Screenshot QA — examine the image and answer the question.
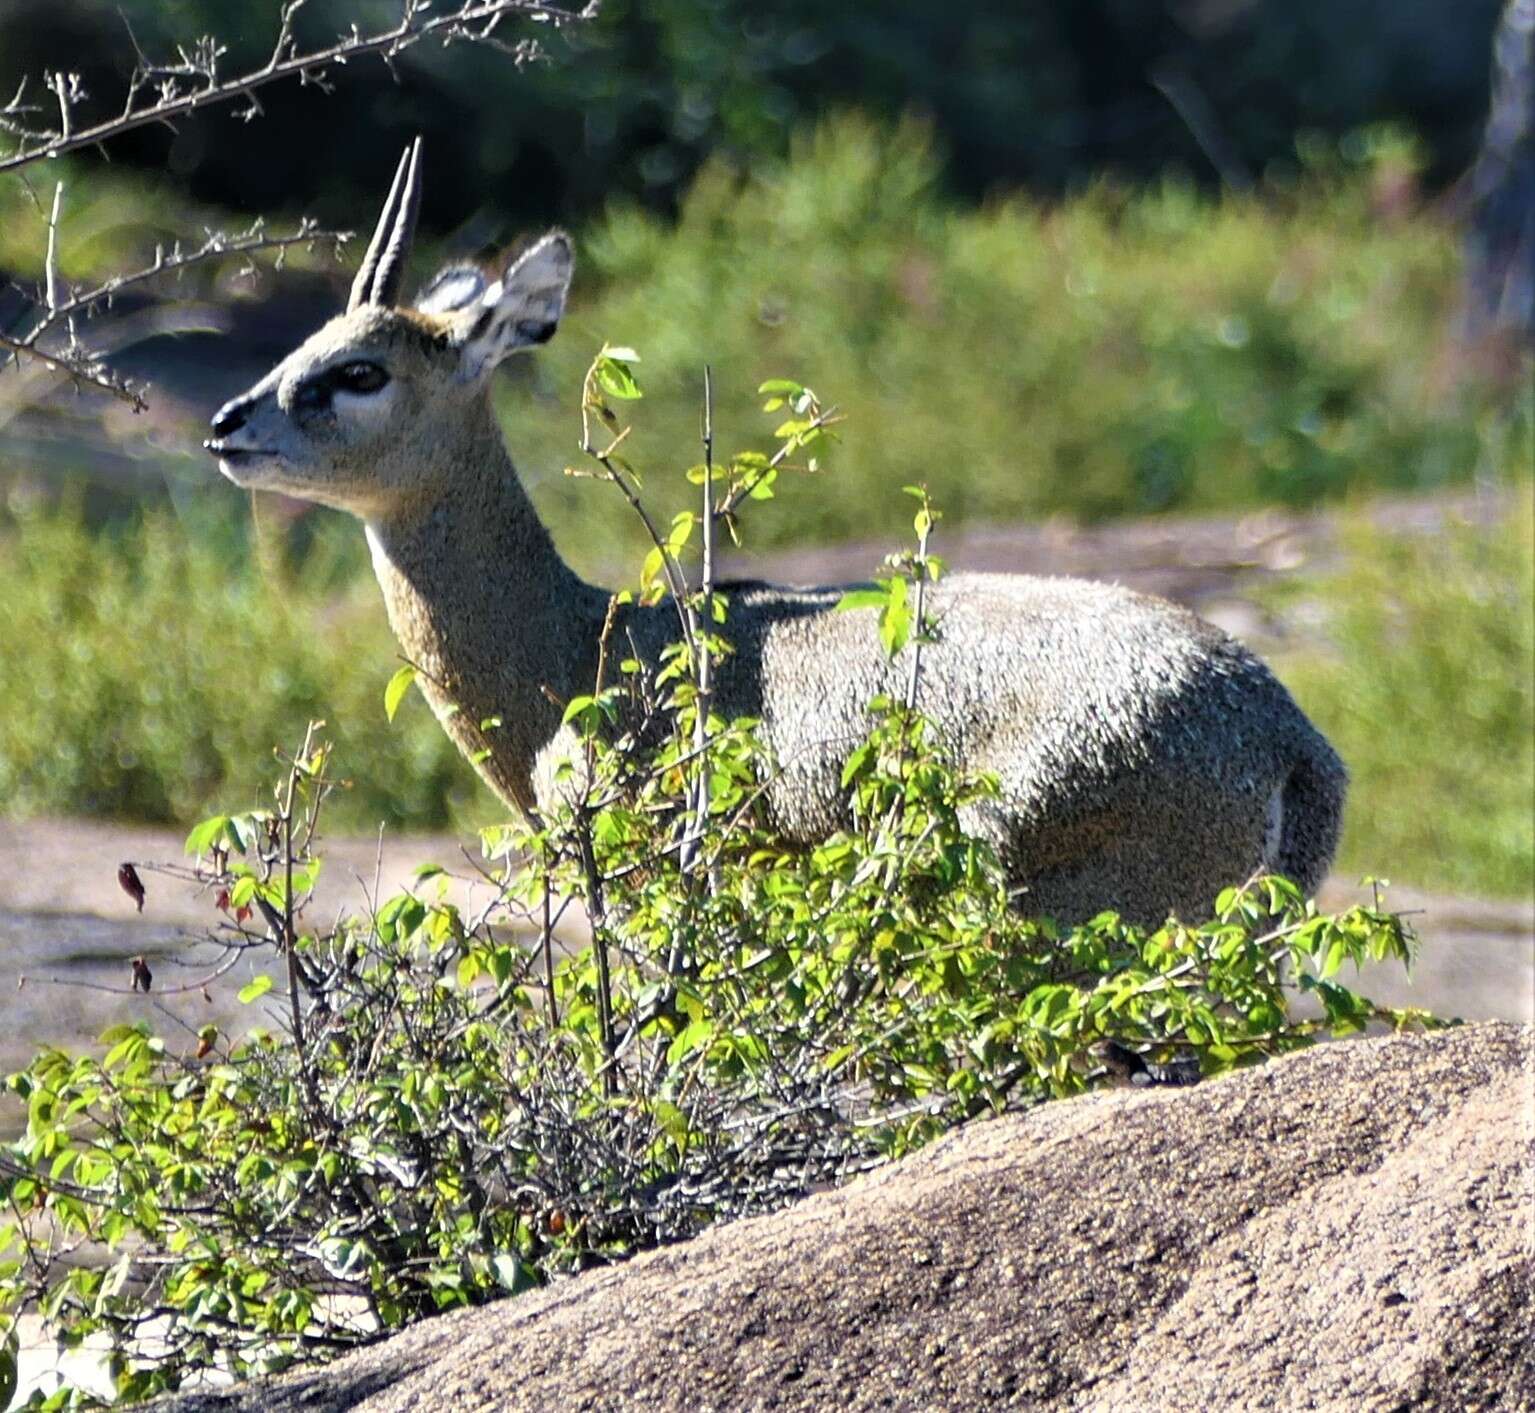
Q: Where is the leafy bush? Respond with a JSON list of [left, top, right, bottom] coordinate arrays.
[[0, 725, 1425, 1404], [1273, 490, 1535, 898], [0, 360, 1430, 1405]]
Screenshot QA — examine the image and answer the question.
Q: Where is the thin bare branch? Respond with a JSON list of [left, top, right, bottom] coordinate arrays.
[[0, 328, 145, 409], [2, 220, 347, 411], [20, 218, 349, 346], [0, 0, 595, 175]]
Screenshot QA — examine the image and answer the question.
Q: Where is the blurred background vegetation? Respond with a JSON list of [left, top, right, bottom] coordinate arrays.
[[0, 0, 1530, 901], [0, 0, 1511, 218]]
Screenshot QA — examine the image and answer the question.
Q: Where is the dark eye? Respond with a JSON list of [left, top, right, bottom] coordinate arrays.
[[330, 361, 389, 395]]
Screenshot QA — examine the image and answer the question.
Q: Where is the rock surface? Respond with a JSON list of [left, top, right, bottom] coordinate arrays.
[[155, 1023, 1533, 1412]]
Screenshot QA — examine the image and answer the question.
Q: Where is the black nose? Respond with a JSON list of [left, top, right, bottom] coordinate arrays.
[[209, 397, 249, 438]]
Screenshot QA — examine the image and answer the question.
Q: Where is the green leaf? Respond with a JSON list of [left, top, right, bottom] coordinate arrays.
[[384, 665, 418, 723], [184, 815, 230, 856], [840, 742, 874, 787], [834, 587, 887, 613], [595, 358, 642, 400], [377, 894, 427, 941], [667, 1018, 713, 1065], [237, 975, 273, 1005], [491, 1252, 536, 1293], [639, 546, 666, 593], [823, 1042, 856, 1073], [654, 1100, 692, 1147], [603, 346, 640, 364], [878, 577, 912, 657], [667, 511, 696, 552]]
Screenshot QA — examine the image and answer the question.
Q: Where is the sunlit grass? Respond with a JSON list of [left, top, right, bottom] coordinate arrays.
[[0, 500, 491, 831], [1274, 489, 1534, 899], [507, 117, 1522, 578], [7, 118, 1522, 579]]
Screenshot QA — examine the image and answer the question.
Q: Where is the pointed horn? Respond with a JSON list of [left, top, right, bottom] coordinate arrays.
[[347, 141, 416, 312], [366, 136, 423, 309]]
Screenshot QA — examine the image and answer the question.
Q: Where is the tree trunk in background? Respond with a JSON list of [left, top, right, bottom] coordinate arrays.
[[1465, 0, 1534, 343]]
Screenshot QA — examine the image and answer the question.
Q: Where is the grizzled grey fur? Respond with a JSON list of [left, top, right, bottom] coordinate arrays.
[[206, 157, 1345, 927]]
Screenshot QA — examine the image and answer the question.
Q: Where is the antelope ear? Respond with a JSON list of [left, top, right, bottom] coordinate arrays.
[[455, 232, 572, 380]]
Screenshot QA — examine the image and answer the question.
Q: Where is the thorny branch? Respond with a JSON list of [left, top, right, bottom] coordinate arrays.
[[1, 213, 352, 410], [0, 1, 594, 173]]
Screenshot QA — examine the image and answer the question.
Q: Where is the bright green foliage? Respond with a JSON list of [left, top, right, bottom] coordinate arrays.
[[0, 504, 483, 829], [0, 706, 1428, 1402], [1275, 492, 1535, 898]]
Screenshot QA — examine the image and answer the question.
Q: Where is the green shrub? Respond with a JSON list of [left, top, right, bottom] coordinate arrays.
[[0, 713, 1424, 1403], [1274, 491, 1535, 898]]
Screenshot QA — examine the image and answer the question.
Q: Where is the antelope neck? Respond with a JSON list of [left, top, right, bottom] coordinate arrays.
[[363, 435, 609, 760]]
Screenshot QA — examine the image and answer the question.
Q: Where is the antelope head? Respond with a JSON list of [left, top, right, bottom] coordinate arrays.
[[205, 138, 572, 518]]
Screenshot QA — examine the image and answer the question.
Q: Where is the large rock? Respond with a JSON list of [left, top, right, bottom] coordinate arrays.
[[160, 1024, 1532, 1412]]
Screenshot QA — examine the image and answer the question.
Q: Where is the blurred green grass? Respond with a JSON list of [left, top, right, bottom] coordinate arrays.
[[511, 118, 1519, 577], [0, 502, 490, 832], [6, 119, 1523, 573], [1273, 491, 1534, 900]]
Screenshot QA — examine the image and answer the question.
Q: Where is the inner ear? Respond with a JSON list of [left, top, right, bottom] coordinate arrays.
[[416, 263, 489, 316], [469, 309, 558, 346]]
